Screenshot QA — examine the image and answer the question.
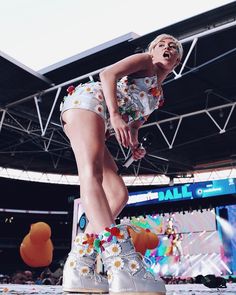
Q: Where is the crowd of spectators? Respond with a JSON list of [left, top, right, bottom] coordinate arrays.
[[0, 267, 63, 285], [1, 269, 235, 288]]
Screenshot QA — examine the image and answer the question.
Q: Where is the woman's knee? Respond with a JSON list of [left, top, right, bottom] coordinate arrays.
[[109, 184, 129, 208], [79, 163, 104, 184], [118, 186, 129, 206]]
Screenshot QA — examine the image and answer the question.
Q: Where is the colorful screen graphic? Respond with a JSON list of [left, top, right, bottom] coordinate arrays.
[[120, 209, 228, 277], [128, 178, 236, 206]]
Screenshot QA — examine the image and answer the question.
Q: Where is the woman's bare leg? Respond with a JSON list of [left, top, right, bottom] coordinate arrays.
[[86, 146, 128, 233], [62, 109, 115, 233]]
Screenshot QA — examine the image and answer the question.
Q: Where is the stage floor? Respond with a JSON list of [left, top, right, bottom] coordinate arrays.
[[0, 284, 236, 295]]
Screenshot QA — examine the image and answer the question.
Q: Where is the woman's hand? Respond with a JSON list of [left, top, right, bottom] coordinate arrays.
[[130, 127, 146, 161], [131, 143, 146, 161], [110, 113, 132, 148]]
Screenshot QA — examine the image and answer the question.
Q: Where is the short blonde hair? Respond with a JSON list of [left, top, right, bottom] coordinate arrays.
[[148, 34, 183, 60]]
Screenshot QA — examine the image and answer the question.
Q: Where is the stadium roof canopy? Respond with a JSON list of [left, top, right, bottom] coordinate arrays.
[[1, 2, 236, 179]]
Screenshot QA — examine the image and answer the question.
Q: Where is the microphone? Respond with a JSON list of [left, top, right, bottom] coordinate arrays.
[[122, 133, 152, 168], [122, 143, 143, 168]]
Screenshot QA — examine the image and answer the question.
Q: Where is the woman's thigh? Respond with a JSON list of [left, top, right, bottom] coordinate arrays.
[[62, 109, 105, 174]]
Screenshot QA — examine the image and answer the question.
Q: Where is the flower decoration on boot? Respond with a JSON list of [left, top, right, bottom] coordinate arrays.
[[81, 233, 96, 255], [104, 225, 124, 243], [93, 238, 105, 253], [93, 225, 129, 253]]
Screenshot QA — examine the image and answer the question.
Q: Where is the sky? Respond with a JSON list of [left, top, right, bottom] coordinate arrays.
[[0, 0, 234, 71]]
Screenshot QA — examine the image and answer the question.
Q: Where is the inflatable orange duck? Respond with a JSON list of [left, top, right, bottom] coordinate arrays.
[[127, 226, 159, 255], [20, 222, 53, 267]]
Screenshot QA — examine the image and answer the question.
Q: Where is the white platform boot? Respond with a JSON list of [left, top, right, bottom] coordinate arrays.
[[94, 224, 166, 295], [63, 233, 108, 293]]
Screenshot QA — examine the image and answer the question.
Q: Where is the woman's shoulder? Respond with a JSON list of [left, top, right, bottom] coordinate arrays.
[[125, 52, 153, 78], [124, 52, 152, 65], [132, 52, 152, 62]]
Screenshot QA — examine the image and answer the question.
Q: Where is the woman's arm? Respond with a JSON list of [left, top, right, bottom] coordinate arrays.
[[99, 53, 151, 115], [128, 115, 149, 160], [129, 115, 149, 131], [99, 53, 151, 148]]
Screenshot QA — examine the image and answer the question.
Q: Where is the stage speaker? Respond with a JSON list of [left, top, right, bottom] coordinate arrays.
[[203, 275, 227, 288], [219, 207, 228, 220]]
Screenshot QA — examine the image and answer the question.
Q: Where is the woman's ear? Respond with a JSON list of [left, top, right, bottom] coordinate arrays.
[[173, 58, 180, 69]]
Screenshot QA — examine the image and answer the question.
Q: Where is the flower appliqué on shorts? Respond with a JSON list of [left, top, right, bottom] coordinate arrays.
[[85, 86, 91, 92], [73, 100, 80, 105], [67, 85, 75, 95], [95, 104, 104, 114], [95, 91, 104, 102]]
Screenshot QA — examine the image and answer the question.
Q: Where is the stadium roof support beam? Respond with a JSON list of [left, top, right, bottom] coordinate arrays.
[[1, 19, 236, 177], [142, 101, 236, 150], [180, 19, 236, 44], [0, 109, 6, 132], [5, 19, 236, 109], [34, 87, 62, 136]]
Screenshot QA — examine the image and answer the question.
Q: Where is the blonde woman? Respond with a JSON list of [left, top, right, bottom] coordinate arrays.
[[61, 34, 183, 295]]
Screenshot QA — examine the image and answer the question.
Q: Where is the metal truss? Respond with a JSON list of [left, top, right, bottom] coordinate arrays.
[[1, 20, 236, 176], [143, 101, 236, 149]]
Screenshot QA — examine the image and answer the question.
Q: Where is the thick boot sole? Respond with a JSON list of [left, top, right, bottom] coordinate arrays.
[[110, 292, 166, 295], [63, 287, 108, 294]]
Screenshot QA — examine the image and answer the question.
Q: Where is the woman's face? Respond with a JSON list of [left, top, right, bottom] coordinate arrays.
[[152, 38, 180, 71]]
